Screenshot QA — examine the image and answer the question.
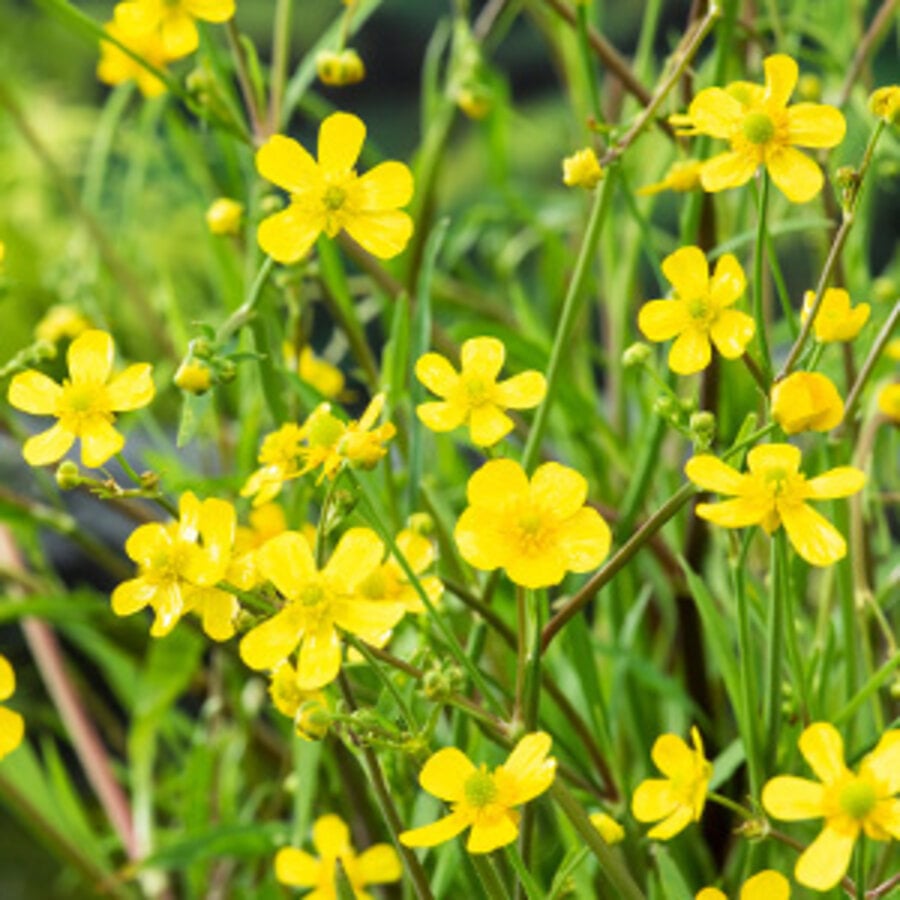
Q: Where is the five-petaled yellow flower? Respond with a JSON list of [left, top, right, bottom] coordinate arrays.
[[276, 814, 401, 898], [400, 732, 557, 854], [416, 337, 547, 447], [637, 246, 754, 375], [256, 112, 414, 262], [631, 726, 712, 839], [685, 443, 866, 567], [239, 529, 407, 689], [0, 654, 25, 761], [770, 371, 843, 434], [762, 722, 900, 891], [801, 287, 870, 342], [114, 0, 234, 60], [680, 54, 845, 203], [8, 329, 155, 468], [455, 458, 611, 589], [696, 870, 790, 900]]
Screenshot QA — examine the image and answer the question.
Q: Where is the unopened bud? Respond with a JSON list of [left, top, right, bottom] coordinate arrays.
[[174, 359, 213, 395], [622, 342, 651, 368], [56, 460, 82, 490], [689, 411, 716, 450]]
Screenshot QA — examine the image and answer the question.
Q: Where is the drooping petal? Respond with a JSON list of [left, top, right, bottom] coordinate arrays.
[[787, 103, 846, 148], [687, 88, 744, 138], [494, 371, 546, 409], [274, 847, 319, 887], [557, 508, 611, 572], [631, 778, 679, 823], [343, 210, 414, 260], [296, 623, 342, 689], [0, 655, 15, 701], [465, 458, 529, 508], [239, 606, 303, 671], [804, 467, 866, 500], [794, 824, 857, 892], [461, 336, 506, 382], [8, 370, 62, 415], [356, 844, 402, 885], [256, 532, 318, 600], [415, 353, 459, 398], [326, 528, 384, 589], [106, 364, 155, 411], [762, 775, 827, 819], [454, 509, 508, 573], [466, 812, 519, 853], [668, 329, 712, 375], [780, 501, 847, 566], [354, 161, 414, 210], [68, 330, 113, 385], [710, 309, 756, 359], [700, 151, 758, 193], [22, 424, 75, 467], [111, 578, 157, 617], [695, 497, 769, 528], [710, 253, 747, 307], [763, 54, 798, 109], [80, 419, 125, 468], [741, 870, 791, 900], [798, 721, 848, 784], [318, 112, 366, 173], [312, 814, 351, 857], [766, 147, 823, 204], [416, 401, 467, 433], [419, 747, 474, 801], [662, 246, 709, 300], [498, 732, 557, 805], [257, 207, 323, 263], [638, 299, 688, 342], [468, 405, 514, 446], [399, 811, 471, 848], [0, 706, 25, 759], [684, 455, 746, 495], [746, 444, 802, 477]]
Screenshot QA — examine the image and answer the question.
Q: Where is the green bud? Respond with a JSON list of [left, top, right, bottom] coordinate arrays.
[[689, 411, 716, 450], [55, 460, 82, 490], [622, 342, 651, 368]]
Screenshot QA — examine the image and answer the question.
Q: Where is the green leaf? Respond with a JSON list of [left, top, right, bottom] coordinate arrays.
[[139, 822, 283, 870]]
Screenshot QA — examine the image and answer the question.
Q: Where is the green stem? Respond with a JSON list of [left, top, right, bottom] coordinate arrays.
[[224, 20, 265, 141], [344, 634, 418, 730], [833, 650, 900, 725], [752, 172, 772, 379], [856, 836, 867, 900], [470, 855, 513, 900], [763, 536, 784, 770], [777, 531, 810, 723], [842, 300, 900, 427], [708, 791, 752, 821], [505, 843, 545, 900], [268, 0, 293, 133], [215, 256, 276, 345]]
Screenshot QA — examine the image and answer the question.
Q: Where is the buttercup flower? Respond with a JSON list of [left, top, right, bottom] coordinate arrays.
[[637, 246, 754, 375], [256, 112, 414, 262], [205, 197, 244, 235], [416, 337, 546, 446], [239, 529, 407, 689], [0, 654, 25, 761], [241, 424, 306, 506], [680, 54, 845, 202], [590, 812, 625, 845], [801, 288, 870, 342], [685, 443, 866, 566], [97, 20, 170, 97], [112, 492, 248, 640], [8, 329, 155, 468], [869, 85, 900, 125], [114, 0, 234, 60], [696, 870, 790, 900], [357, 528, 443, 614], [455, 458, 611, 588], [276, 814, 401, 897], [762, 722, 900, 891], [562, 148, 604, 188], [399, 732, 557, 853], [34, 306, 91, 344], [878, 384, 900, 422], [637, 159, 704, 196], [770, 371, 843, 434]]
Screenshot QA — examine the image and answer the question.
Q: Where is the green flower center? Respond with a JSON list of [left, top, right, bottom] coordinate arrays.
[[306, 410, 345, 448], [462, 376, 492, 407], [62, 380, 104, 414], [838, 779, 877, 820], [463, 768, 498, 808], [323, 185, 346, 211], [687, 297, 710, 321], [297, 582, 326, 608], [742, 111, 775, 145]]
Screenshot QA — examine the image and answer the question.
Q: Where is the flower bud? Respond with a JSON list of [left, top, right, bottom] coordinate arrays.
[[55, 460, 82, 490], [174, 359, 213, 395], [771, 372, 843, 434], [590, 812, 625, 844], [296, 697, 331, 741], [868, 85, 900, 125], [205, 197, 244, 236], [689, 411, 716, 450], [562, 147, 604, 189], [622, 342, 651, 368]]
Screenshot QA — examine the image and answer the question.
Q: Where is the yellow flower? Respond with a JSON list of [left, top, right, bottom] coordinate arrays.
[[695, 870, 790, 900], [878, 383, 900, 422], [316, 48, 366, 87], [34, 306, 91, 344], [770, 371, 843, 434], [286, 345, 346, 400], [241, 424, 306, 507], [632, 727, 711, 839], [684, 54, 845, 203], [869, 85, 900, 125], [685, 444, 866, 567], [239, 529, 407, 689], [399, 732, 557, 854], [762, 722, 900, 891], [590, 812, 625, 844], [268, 661, 330, 739], [205, 197, 244, 235], [637, 246, 754, 375], [637, 159, 704, 196], [97, 19, 170, 97], [0, 654, 25, 761], [112, 492, 245, 640], [357, 528, 443, 614], [8, 329, 155, 468], [455, 458, 611, 589], [173, 358, 213, 394], [416, 337, 547, 446], [562, 148, 604, 189], [801, 288, 870, 342], [256, 112, 414, 262], [276, 814, 401, 897], [114, 0, 234, 60]]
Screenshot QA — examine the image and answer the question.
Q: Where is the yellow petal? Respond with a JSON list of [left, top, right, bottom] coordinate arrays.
[[466, 458, 528, 508], [312, 813, 351, 856], [741, 870, 790, 900], [0, 706, 25, 759], [557, 508, 611, 572], [461, 336, 505, 382], [23, 423, 75, 467], [746, 444, 802, 478], [199, 498, 236, 569], [114, 1, 158, 35], [794, 824, 857, 892], [68, 330, 113, 385], [632, 778, 679, 823], [256, 135, 318, 192], [494, 371, 546, 409], [416, 401, 467, 433], [356, 844, 402, 885], [354, 161, 414, 209], [343, 210, 414, 259], [696, 889, 727, 900], [762, 775, 827, 819], [638, 299, 687, 342], [804, 466, 865, 499], [193, 587, 238, 641], [700, 151, 757, 193], [296, 622, 342, 689], [326, 528, 384, 589], [419, 747, 474, 801], [651, 733, 695, 779], [798, 721, 848, 783], [256, 532, 318, 599], [80, 419, 125, 468], [468, 405, 514, 446], [415, 352, 458, 397], [662, 246, 709, 300], [710, 309, 755, 359], [106, 364, 155, 411], [239, 607, 303, 671], [466, 812, 519, 853], [864, 730, 900, 795], [763, 54, 798, 108], [771, 372, 844, 434], [668, 329, 712, 375], [400, 811, 471, 848], [780, 501, 847, 566], [498, 732, 556, 805], [185, 0, 234, 23], [274, 847, 319, 887], [766, 147, 822, 204], [687, 88, 744, 138], [124, 522, 170, 566], [318, 112, 366, 173], [0, 655, 15, 701], [787, 103, 846, 148], [684, 455, 745, 495], [505, 552, 568, 589], [395, 530, 434, 574], [257, 208, 323, 263], [8, 370, 62, 415], [695, 497, 768, 528], [710, 253, 746, 307], [332, 599, 405, 644], [111, 578, 156, 617], [148, 583, 184, 637], [454, 508, 508, 573], [160, 10, 198, 58], [648, 804, 694, 840]]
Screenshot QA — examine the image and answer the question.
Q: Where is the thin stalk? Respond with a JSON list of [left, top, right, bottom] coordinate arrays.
[[833, 650, 900, 726], [574, 1, 604, 127], [763, 537, 784, 771], [752, 172, 772, 379], [344, 634, 418, 730], [268, 0, 293, 133], [741, 352, 769, 395], [777, 532, 810, 723], [470, 855, 513, 900], [708, 791, 752, 820], [114, 453, 178, 518], [215, 256, 276, 344], [506, 843, 545, 900], [224, 20, 265, 142], [856, 837, 867, 900], [838, 0, 899, 106], [515, 586, 528, 723]]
